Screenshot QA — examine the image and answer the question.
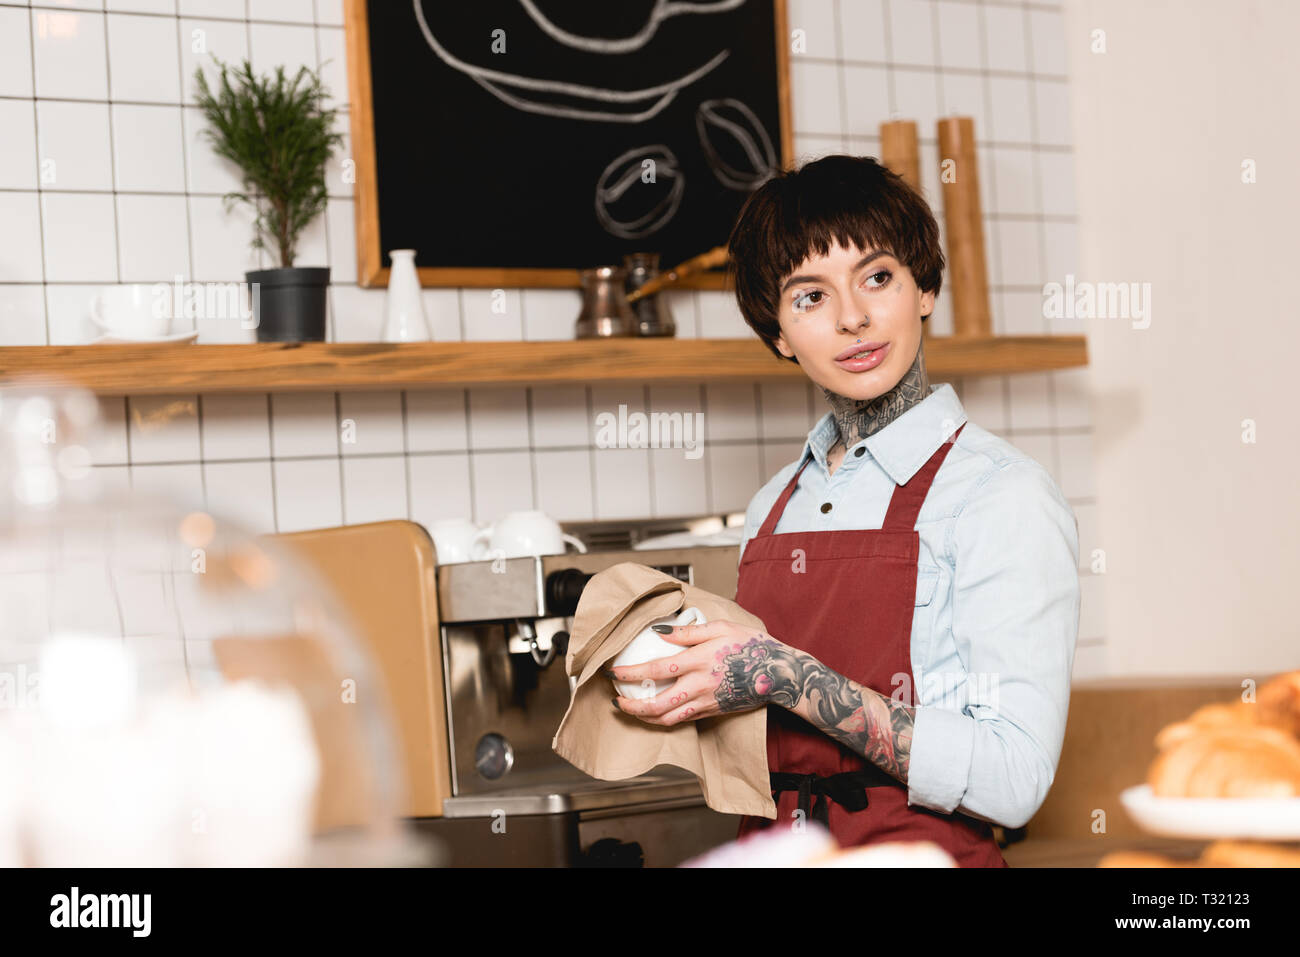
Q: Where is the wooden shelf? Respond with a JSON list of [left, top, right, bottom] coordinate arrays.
[[0, 335, 1087, 395]]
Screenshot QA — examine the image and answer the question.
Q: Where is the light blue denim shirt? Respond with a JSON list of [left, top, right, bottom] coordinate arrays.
[[738, 382, 1080, 830]]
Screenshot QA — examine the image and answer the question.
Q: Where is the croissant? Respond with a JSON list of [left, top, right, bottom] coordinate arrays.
[[1096, 842, 1300, 868], [1096, 850, 1199, 868], [1257, 671, 1300, 741], [1153, 701, 1257, 752], [1200, 840, 1300, 867], [1151, 671, 1300, 753], [1148, 725, 1300, 798]]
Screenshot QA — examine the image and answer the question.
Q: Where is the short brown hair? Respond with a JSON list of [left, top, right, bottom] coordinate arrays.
[[726, 154, 944, 364]]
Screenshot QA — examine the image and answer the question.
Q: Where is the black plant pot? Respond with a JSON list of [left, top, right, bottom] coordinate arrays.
[[246, 267, 330, 342]]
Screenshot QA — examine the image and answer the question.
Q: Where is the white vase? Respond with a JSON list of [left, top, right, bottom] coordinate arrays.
[[381, 249, 430, 341]]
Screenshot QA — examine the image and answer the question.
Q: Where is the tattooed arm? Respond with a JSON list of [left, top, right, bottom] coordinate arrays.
[[608, 622, 912, 782], [714, 634, 913, 783]]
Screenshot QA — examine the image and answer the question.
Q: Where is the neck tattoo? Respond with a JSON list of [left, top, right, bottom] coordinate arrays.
[[822, 342, 930, 453]]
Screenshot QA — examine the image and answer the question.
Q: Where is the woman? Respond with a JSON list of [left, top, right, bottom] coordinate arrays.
[[607, 154, 1080, 867]]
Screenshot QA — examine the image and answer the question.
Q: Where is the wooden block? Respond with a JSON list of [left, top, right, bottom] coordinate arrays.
[[937, 116, 992, 337]]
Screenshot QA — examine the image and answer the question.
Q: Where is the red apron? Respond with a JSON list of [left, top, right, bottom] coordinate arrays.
[[734, 422, 1007, 867]]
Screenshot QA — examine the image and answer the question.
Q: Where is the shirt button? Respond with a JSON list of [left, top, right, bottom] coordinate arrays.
[[854, 447, 865, 457], [820, 502, 832, 513]]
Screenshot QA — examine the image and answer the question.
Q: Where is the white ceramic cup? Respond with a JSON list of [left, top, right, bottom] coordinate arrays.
[[471, 510, 587, 560], [89, 285, 173, 339], [612, 606, 706, 700], [428, 518, 482, 564]]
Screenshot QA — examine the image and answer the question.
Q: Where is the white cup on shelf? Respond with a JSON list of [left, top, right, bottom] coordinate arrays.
[[428, 518, 482, 564], [471, 510, 587, 560], [88, 286, 173, 340]]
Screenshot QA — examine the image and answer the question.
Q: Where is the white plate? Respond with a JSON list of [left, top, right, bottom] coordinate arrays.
[[88, 330, 199, 345], [1120, 784, 1300, 840]]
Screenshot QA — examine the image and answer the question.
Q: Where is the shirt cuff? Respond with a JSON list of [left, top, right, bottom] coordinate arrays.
[[907, 704, 975, 814]]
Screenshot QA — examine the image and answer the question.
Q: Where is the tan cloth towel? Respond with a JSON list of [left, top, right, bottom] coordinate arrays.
[[551, 561, 777, 819]]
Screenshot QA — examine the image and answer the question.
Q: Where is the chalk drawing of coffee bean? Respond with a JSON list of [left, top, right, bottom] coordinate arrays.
[[695, 97, 778, 190], [594, 144, 684, 240]]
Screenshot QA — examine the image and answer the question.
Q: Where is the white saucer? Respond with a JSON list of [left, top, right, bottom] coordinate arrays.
[[1120, 784, 1300, 840], [88, 330, 200, 345], [632, 529, 744, 550]]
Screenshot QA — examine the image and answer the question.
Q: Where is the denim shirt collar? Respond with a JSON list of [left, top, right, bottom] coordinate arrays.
[[798, 383, 968, 486]]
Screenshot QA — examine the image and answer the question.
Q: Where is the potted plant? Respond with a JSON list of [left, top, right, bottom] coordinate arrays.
[[193, 58, 343, 342]]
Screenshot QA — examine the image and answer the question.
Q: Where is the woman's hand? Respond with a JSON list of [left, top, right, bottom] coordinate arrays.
[[605, 620, 791, 726]]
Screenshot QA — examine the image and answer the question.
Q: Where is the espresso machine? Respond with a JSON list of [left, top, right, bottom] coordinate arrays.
[[411, 541, 747, 867]]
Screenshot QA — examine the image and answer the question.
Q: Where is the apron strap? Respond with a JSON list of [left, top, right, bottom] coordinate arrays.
[[770, 768, 892, 827], [754, 454, 813, 538], [882, 421, 966, 531]]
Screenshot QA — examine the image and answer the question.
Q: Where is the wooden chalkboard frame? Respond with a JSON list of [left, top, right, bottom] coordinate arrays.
[[343, 0, 793, 289]]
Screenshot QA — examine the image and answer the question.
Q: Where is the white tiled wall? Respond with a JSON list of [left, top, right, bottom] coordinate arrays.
[[0, 0, 1102, 655]]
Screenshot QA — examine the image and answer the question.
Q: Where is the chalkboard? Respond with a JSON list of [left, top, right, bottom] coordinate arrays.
[[343, 0, 792, 288]]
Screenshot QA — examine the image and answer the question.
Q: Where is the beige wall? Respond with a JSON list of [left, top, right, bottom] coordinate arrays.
[[1065, 0, 1299, 676]]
